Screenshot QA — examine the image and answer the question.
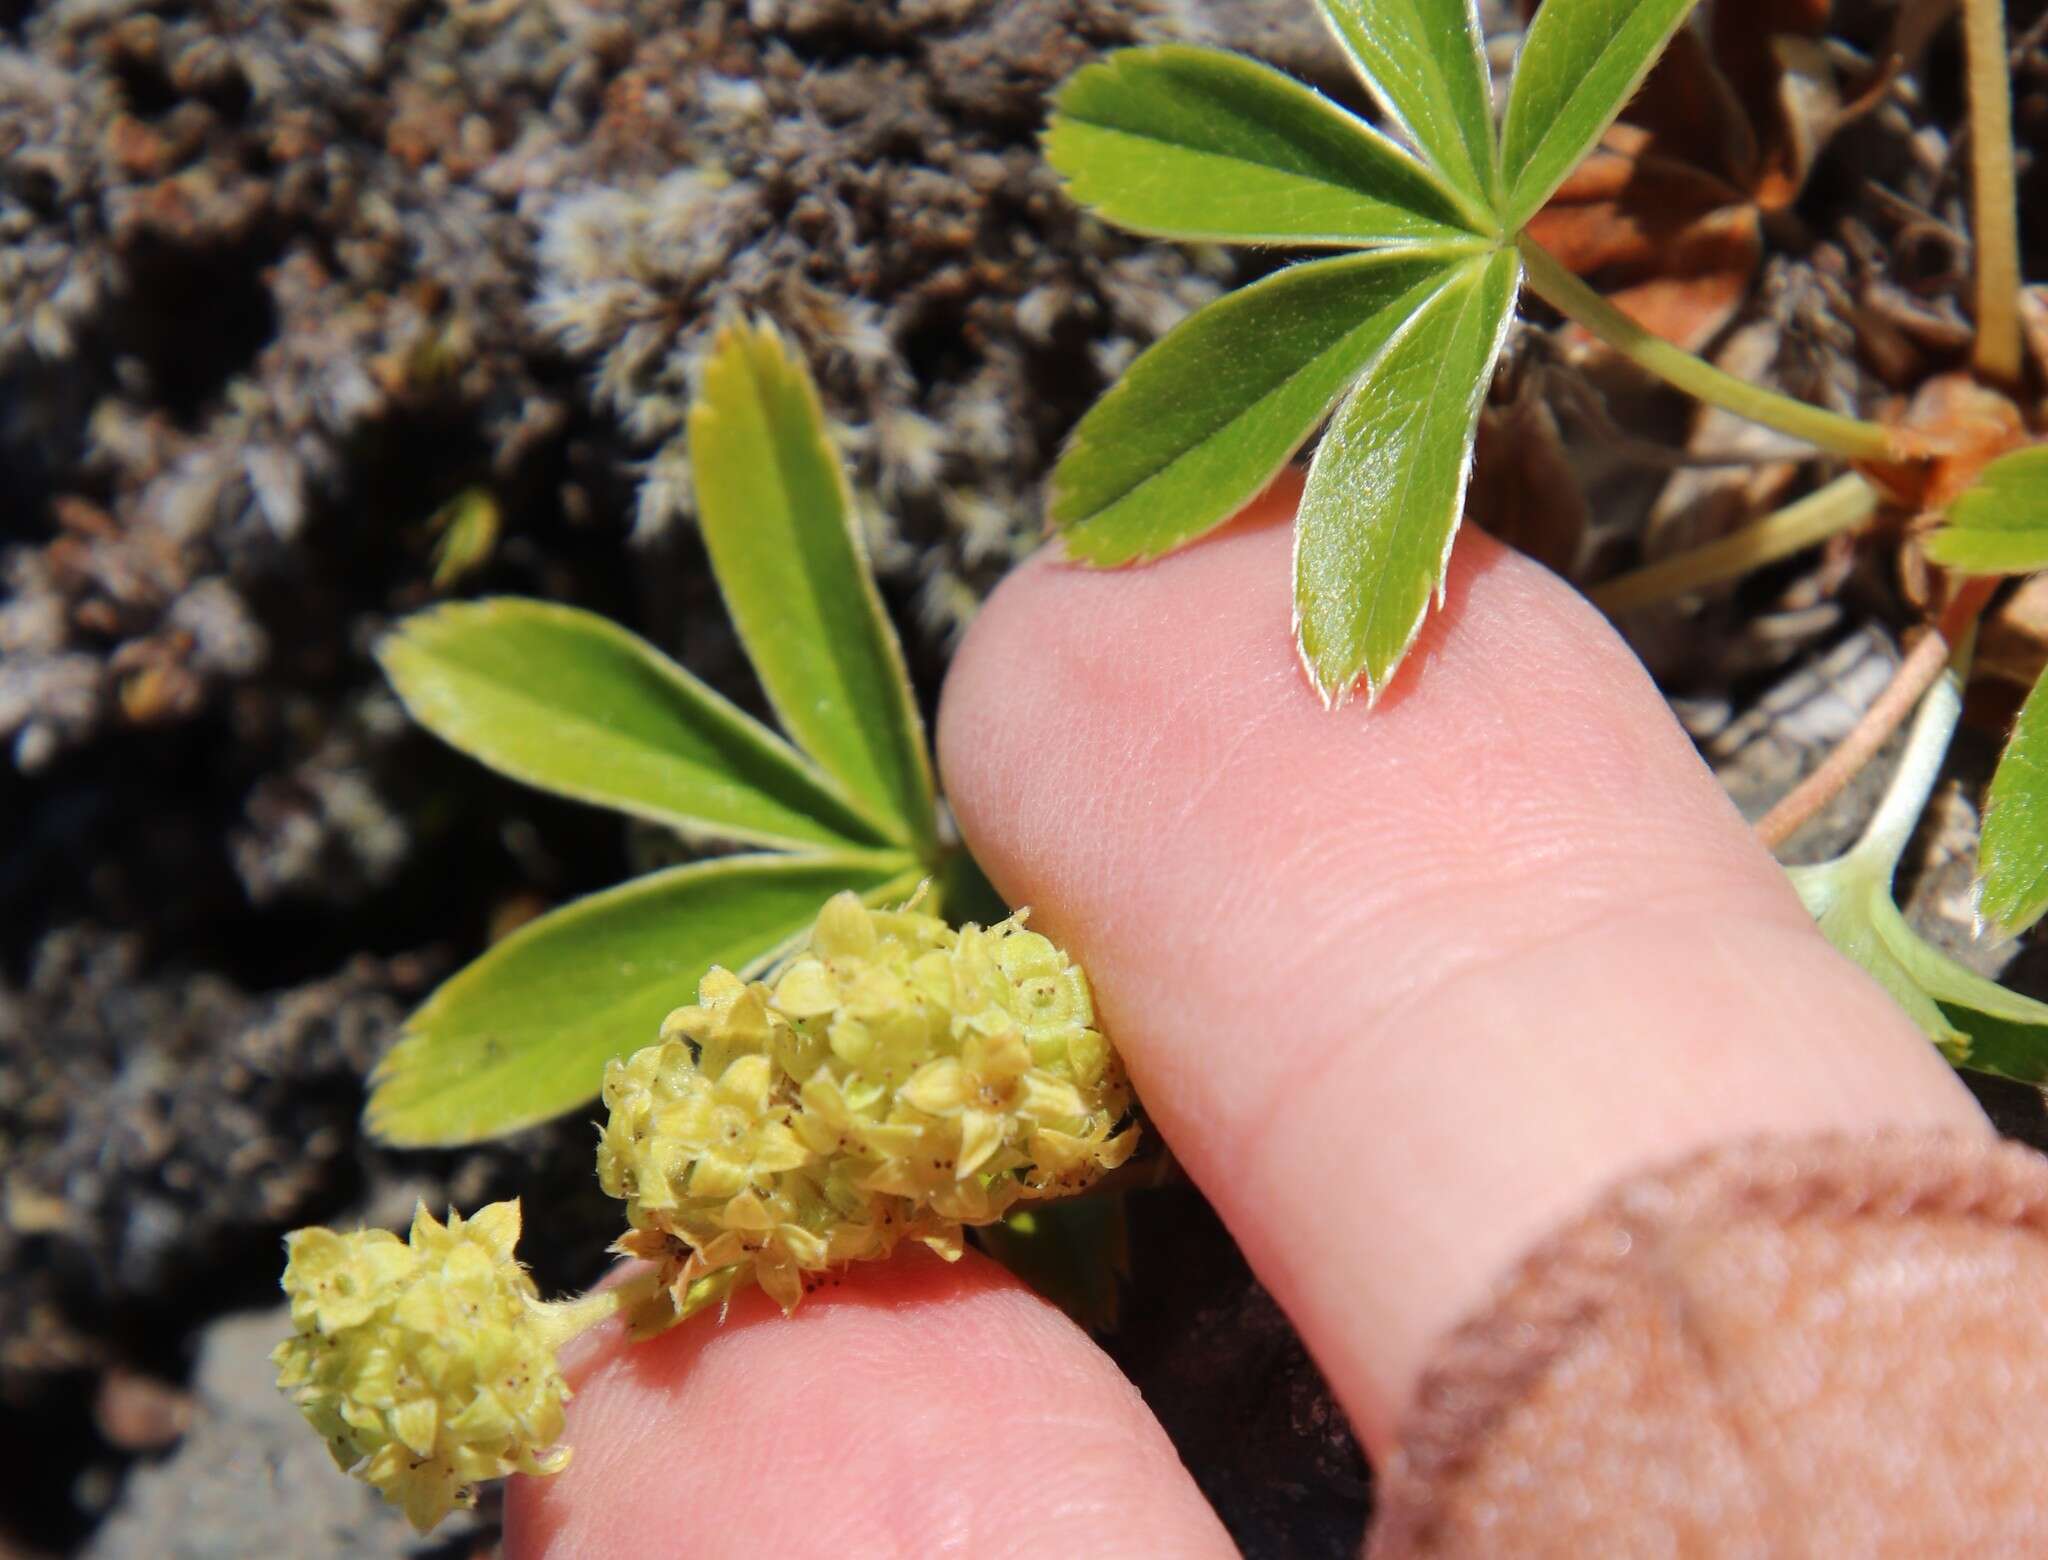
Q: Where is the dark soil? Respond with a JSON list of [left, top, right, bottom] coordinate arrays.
[[4, 0, 2046, 1554]]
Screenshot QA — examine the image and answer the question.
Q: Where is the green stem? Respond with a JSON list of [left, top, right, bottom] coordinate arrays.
[[529, 1267, 665, 1353], [1962, 0, 2023, 384], [1590, 472, 1879, 615], [1516, 236, 1899, 463]]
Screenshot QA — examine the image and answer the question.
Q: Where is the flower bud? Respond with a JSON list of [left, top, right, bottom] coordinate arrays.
[[601, 892, 1137, 1325], [272, 1201, 574, 1532]]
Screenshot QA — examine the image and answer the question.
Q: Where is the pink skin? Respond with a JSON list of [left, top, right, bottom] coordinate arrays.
[[507, 474, 1986, 1555]]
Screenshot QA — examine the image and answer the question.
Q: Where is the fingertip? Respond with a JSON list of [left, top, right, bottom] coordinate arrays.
[[505, 1247, 1231, 1559]]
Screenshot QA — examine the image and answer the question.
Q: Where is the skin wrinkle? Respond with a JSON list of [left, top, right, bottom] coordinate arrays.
[[966, 503, 1802, 1003], [1048, 545, 1739, 926], [1323, 916, 1975, 1435], [998, 597, 1816, 1154], [1218, 902, 1848, 1394], [1229, 890, 1827, 1194]]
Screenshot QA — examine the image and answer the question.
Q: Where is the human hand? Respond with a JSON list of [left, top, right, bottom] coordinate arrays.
[[504, 473, 1984, 1556]]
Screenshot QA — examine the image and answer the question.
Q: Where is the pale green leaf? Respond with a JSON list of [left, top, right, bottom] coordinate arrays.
[[379, 598, 885, 852], [1053, 251, 1466, 565], [1791, 858, 1970, 1057], [1867, 881, 2048, 1026], [1499, 0, 1704, 230], [1791, 852, 2048, 1066], [1980, 664, 2048, 937], [1043, 45, 1489, 247], [1315, 0, 1500, 217], [366, 852, 921, 1145], [1294, 246, 1520, 705], [1921, 445, 2048, 576], [689, 321, 938, 855]]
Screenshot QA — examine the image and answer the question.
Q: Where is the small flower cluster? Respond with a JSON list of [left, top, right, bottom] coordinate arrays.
[[272, 1201, 586, 1533], [598, 892, 1137, 1324], [273, 893, 1136, 1531]]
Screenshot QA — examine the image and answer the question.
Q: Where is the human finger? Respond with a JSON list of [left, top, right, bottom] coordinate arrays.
[[503, 1246, 1234, 1558], [937, 472, 1986, 1455]]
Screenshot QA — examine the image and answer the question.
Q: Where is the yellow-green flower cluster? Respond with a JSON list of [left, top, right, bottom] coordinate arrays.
[[599, 892, 1136, 1323], [272, 1201, 579, 1532]]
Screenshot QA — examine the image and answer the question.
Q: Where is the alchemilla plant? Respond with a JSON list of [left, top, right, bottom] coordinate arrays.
[[1045, 0, 2048, 1078], [273, 1202, 597, 1532], [602, 894, 1133, 1328], [275, 322, 1138, 1530], [281, 893, 1132, 1530], [280, 0, 2048, 1529]]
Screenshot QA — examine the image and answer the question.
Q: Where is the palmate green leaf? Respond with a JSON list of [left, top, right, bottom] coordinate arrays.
[[1294, 246, 1520, 705], [1921, 444, 2048, 576], [1052, 251, 1468, 564], [1314, 0, 1500, 219], [1043, 45, 1488, 247], [1499, 0, 1705, 231], [689, 321, 938, 856], [366, 851, 921, 1145], [379, 599, 886, 852], [1981, 664, 2048, 938]]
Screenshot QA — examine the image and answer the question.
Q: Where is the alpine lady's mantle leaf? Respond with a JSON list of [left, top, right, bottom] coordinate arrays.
[[1981, 663, 2048, 939], [1500, 0, 1707, 230], [1922, 444, 2048, 576], [1052, 251, 1467, 564], [366, 852, 919, 1146], [690, 322, 939, 855], [1294, 247, 1522, 705], [1043, 45, 1486, 249], [1314, 0, 1501, 220], [379, 599, 885, 852]]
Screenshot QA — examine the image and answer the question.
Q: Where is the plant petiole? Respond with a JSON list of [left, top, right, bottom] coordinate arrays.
[[1516, 237, 1903, 465], [1841, 654, 1966, 875], [529, 1266, 667, 1354], [1962, 0, 2024, 385], [1590, 472, 1880, 615]]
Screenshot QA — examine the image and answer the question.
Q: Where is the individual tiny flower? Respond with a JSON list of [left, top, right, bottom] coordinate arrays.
[[600, 890, 1138, 1326], [272, 1201, 596, 1533]]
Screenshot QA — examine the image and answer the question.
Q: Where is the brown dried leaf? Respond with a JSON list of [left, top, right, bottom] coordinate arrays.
[[1524, 0, 1841, 349], [1470, 387, 1590, 575], [1524, 123, 1762, 353], [1866, 371, 2030, 514], [1978, 573, 2048, 692], [1707, 0, 1835, 208]]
